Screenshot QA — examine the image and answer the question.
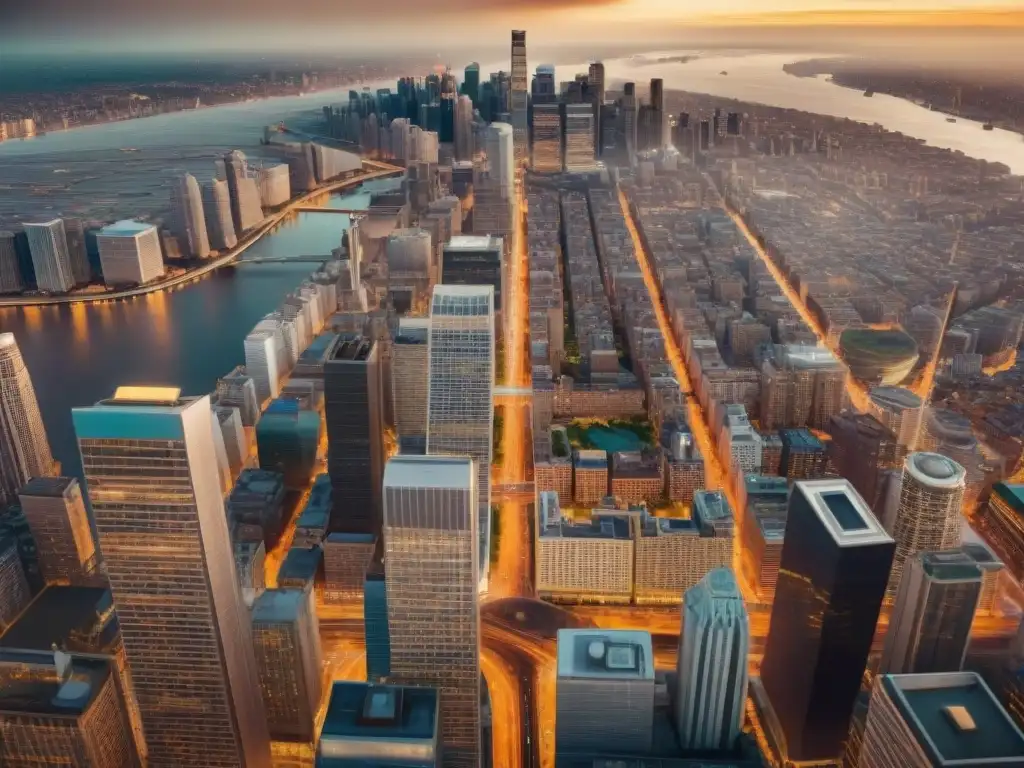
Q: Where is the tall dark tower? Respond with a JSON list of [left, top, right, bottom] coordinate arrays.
[[324, 335, 384, 535], [650, 78, 664, 113], [759, 479, 895, 763]]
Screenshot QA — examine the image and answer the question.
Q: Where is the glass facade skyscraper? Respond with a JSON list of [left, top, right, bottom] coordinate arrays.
[[363, 564, 391, 682], [73, 387, 271, 768], [383, 455, 480, 768], [510, 30, 529, 163], [760, 479, 894, 763], [0, 333, 56, 506], [426, 285, 495, 575]]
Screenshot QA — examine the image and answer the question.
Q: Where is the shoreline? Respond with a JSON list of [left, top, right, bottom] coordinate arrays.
[[0, 163, 402, 309]]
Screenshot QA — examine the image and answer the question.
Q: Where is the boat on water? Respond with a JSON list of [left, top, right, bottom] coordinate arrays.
[[946, 117, 957, 123], [720, 71, 728, 76], [864, 90, 875, 97], [983, 123, 995, 131], [120, 147, 140, 153]]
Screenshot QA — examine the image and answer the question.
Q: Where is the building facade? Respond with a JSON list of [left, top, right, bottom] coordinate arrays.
[[675, 568, 749, 751], [0, 333, 56, 505], [426, 286, 495, 575], [96, 220, 165, 286], [72, 388, 271, 767], [18, 476, 97, 585], [170, 173, 211, 259], [759, 479, 894, 763], [383, 456, 480, 768], [24, 219, 75, 293], [324, 336, 384, 535]]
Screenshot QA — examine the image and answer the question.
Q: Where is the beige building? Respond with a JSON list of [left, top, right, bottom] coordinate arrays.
[[634, 517, 733, 605], [574, 449, 609, 506], [611, 451, 663, 505], [888, 453, 967, 597], [536, 509, 634, 605]]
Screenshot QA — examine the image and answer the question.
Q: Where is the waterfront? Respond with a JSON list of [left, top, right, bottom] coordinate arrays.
[[0, 187, 374, 480]]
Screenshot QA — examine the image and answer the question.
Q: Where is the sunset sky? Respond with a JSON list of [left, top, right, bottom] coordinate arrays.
[[3, 0, 1022, 54]]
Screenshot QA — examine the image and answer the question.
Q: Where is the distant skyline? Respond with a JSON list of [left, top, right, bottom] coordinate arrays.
[[3, 1, 1023, 55]]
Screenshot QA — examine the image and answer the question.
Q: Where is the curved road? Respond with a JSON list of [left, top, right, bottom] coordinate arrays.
[[0, 162, 402, 308]]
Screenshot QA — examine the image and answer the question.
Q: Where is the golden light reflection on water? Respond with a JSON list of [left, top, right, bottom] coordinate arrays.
[[22, 306, 43, 333], [70, 302, 90, 349], [143, 289, 171, 347]]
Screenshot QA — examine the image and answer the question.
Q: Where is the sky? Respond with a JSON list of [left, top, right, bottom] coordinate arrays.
[[2, 0, 1022, 55]]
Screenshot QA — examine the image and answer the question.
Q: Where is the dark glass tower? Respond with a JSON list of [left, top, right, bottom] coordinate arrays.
[[363, 560, 391, 682], [760, 479, 895, 762], [324, 335, 384, 535]]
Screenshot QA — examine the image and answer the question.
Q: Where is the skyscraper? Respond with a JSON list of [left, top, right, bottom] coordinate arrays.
[[170, 173, 211, 259], [484, 122, 515, 198], [364, 562, 391, 681], [96, 220, 165, 286], [392, 318, 430, 454], [828, 411, 907, 512], [759, 479, 894, 763], [324, 335, 384, 535], [73, 387, 271, 767], [18, 476, 97, 585], [0, 333, 56, 505], [454, 94, 474, 161], [510, 30, 529, 163], [203, 178, 238, 251], [0, 231, 24, 293], [622, 83, 638, 157], [251, 588, 323, 743], [0, 534, 30, 630], [462, 62, 481, 107], [675, 568, 749, 752], [564, 103, 597, 171], [426, 285, 495, 573], [859, 672, 1024, 768], [531, 103, 563, 173], [880, 549, 981, 676], [63, 216, 93, 284], [383, 455, 480, 768], [24, 219, 75, 293], [441, 236, 504, 310], [223, 150, 265, 234], [889, 452, 966, 597], [555, 629, 656, 755], [868, 386, 924, 449]]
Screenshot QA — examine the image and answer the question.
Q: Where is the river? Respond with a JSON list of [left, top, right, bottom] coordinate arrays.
[[2, 48, 1021, 481], [0, 187, 376, 479]]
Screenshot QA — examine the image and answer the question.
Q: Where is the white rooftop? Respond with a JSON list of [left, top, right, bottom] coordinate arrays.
[[99, 220, 157, 237], [794, 479, 893, 548], [383, 455, 475, 491], [557, 629, 655, 680], [445, 235, 503, 251]]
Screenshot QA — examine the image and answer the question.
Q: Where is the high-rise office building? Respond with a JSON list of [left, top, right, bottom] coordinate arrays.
[[96, 220, 165, 286], [0, 534, 30, 630], [170, 173, 211, 259], [880, 549, 981, 676], [18, 476, 97, 585], [24, 219, 75, 293], [245, 329, 281, 405], [510, 30, 529, 163], [759, 479, 894, 763], [216, 366, 260, 428], [324, 335, 384, 535], [760, 344, 847, 431], [484, 122, 515, 198], [0, 231, 24, 293], [203, 178, 238, 250], [72, 387, 272, 767], [622, 82, 638, 156], [889, 452, 966, 597], [650, 78, 664, 114], [251, 588, 323, 742], [555, 629, 655, 755], [454, 94, 474, 161], [588, 62, 605, 104], [383, 455, 480, 768], [675, 568, 749, 752], [256, 164, 290, 209], [859, 672, 1024, 768], [426, 285, 495, 573], [563, 103, 596, 171], [828, 411, 907, 511], [531, 103, 563, 173], [0, 333, 56, 505], [441, 236, 503, 310], [868, 386, 924, 449], [393, 318, 430, 454], [224, 150, 265, 234], [463, 62, 481, 107], [364, 563, 391, 681], [62, 217, 92, 284], [0, 649, 141, 767]]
